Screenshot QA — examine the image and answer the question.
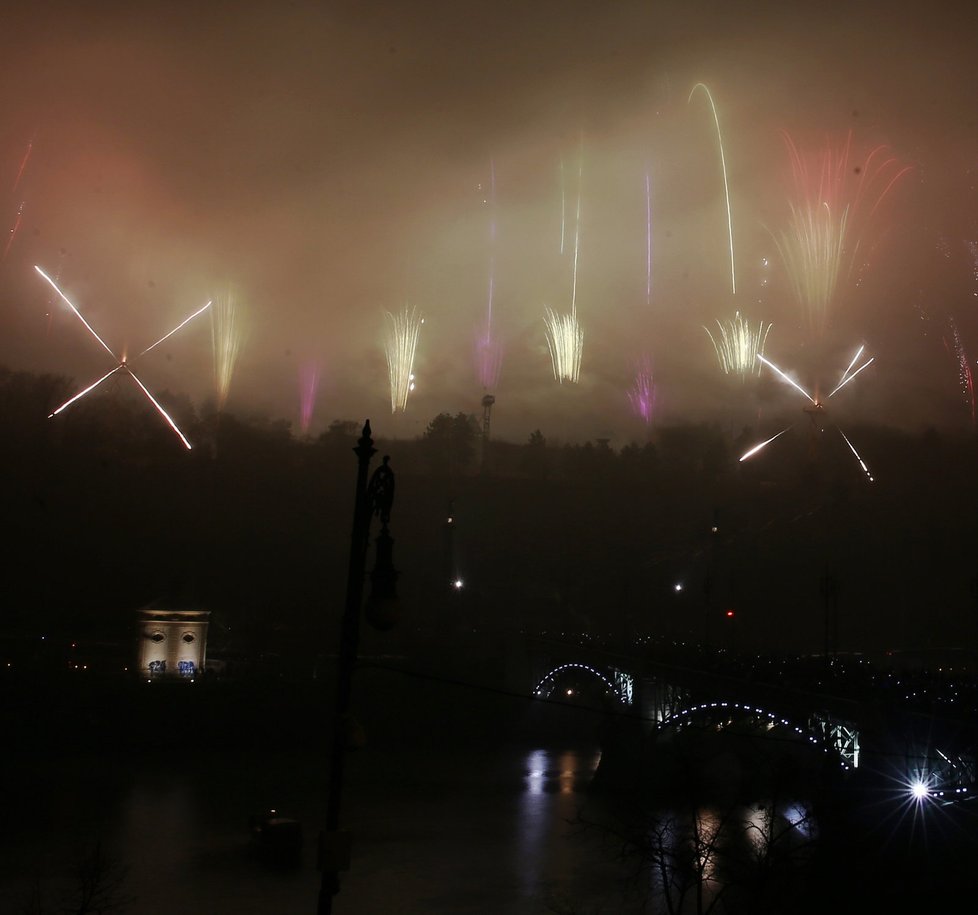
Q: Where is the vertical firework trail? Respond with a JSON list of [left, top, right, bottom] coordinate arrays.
[[2, 135, 33, 263], [298, 362, 320, 434], [476, 159, 502, 389], [705, 311, 772, 379], [689, 83, 736, 295], [645, 171, 652, 304], [385, 305, 423, 412], [944, 316, 975, 428], [627, 356, 656, 424], [774, 131, 911, 338], [211, 288, 245, 411], [544, 140, 585, 382], [559, 157, 566, 255]]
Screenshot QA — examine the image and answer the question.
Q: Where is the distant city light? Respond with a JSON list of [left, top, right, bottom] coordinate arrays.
[[674, 583, 684, 592], [453, 579, 464, 590]]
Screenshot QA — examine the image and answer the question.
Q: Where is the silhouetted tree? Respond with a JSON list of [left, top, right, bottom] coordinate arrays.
[[422, 412, 478, 477]]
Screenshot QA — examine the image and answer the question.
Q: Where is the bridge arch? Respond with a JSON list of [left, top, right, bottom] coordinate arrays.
[[656, 700, 856, 771], [533, 662, 631, 705]]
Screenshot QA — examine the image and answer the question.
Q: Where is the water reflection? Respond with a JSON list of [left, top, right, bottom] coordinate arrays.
[[523, 747, 597, 795]]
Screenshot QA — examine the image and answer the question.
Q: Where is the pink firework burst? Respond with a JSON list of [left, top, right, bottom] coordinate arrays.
[[627, 357, 656, 425]]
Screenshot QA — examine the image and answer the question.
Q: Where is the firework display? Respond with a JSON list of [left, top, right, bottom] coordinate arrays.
[[35, 265, 210, 450], [706, 311, 772, 379], [689, 83, 736, 296], [773, 132, 910, 338], [744, 348, 876, 481], [385, 305, 423, 412], [544, 143, 585, 383], [476, 160, 503, 390], [298, 362, 320, 434], [3, 135, 34, 263], [211, 289, 244, 412], [627, 356, 656, 424]]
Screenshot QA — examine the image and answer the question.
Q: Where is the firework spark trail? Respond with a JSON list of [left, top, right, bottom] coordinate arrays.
[[543, 307, 583, 383], [645, 171, 652, 304], [837, 345, 865, 388], [476, 159, 503, 390], [689, 83, 736, 295], [36, 266, 206, 449], [211, 290, 244, 411], [35, 266, 118, 358], [141, 301, 212, 356], [544, 141, 585, 382], [3, 136, 36, 263], [739, 427, 791, 462], [385, 305, 423, 412], [755, 346, 877, 480], [774, 131, 911, 337], [49, 365, 125, 417], [128, 368, 194, 451], [705, 311, 772, 379], [828, 354, 874, 398], [839, 428, 874, 482], [756, 354, 816, 404], [2, 200, 25, 263], [11, 135, 34, 193], [298, 362, 320, 434], [944, 317, 975, 427], [570, 141, 583, 317], [627, 356, 656, 424], [559, 157, 565, 255]]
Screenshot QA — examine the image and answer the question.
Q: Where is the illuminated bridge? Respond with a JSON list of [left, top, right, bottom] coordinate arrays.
[[526, 636, 977, 803]]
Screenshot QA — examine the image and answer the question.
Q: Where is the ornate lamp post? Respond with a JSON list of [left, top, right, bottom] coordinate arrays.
[[318, 420, 397, 914]]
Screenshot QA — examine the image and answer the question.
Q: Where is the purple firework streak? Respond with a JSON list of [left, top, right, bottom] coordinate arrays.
[[298, 362, 320, 434], [627, 357, 656, 425]]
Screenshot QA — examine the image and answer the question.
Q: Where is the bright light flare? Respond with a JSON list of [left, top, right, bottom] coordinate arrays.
[[756, 354, 816, 404], [706, 312, 772, 379], [739, 427, 791, 462], [385, 305, 423, 412]]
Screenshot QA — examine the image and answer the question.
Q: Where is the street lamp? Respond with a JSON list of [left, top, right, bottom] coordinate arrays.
[[318, 420, 398, 914]]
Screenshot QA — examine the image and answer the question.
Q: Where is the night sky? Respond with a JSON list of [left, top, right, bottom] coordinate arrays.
[[1, 1, 977, 443]]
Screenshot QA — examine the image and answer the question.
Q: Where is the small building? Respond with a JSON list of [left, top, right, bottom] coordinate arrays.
[[137, 608, 209, 678]]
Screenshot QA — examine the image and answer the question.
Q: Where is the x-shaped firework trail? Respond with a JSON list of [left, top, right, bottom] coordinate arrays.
[[36, 266, 211, 450], [740, 346, 876, 482]]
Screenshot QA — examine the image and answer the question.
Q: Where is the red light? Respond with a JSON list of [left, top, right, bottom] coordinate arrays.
[[725, 610, 735, 618]]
